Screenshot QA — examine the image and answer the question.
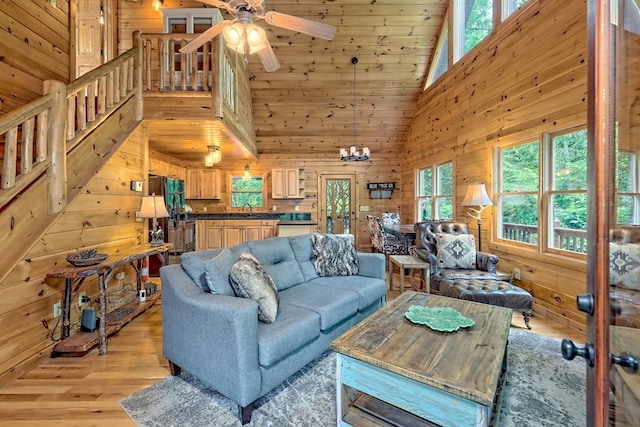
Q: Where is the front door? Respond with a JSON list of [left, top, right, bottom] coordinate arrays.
[[319, 175, 356, 235]]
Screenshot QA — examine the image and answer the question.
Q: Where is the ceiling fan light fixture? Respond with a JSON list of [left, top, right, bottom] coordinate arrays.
[[223, 22, 244, 47], [205, 145, 221, 167], [246, 24, 266, 49]]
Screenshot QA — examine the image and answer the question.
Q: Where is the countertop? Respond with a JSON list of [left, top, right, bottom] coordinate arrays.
[[185, 213, 314, 222]]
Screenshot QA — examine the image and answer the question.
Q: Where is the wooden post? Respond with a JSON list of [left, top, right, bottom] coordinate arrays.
[[134, 31, 144, 120], [43, 80, 67, 214]]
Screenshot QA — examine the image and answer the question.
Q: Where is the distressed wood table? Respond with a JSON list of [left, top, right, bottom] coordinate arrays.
[[388, 254, 431, 294], [47, 243, 171, 356], [330, 291, 512, 427]]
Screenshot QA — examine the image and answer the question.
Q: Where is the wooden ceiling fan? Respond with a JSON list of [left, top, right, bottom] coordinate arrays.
[[179, 0, 337, 72]]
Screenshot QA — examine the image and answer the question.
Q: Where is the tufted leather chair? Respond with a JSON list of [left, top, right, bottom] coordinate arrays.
[[412, 221, 510, 292]]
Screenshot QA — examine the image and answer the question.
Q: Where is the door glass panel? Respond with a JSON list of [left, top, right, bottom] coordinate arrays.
[[610, 0, 640, 425], [326, 178, 351, 234]]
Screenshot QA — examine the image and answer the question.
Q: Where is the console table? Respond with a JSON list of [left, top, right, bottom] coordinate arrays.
[[47, 243, 171, 356]]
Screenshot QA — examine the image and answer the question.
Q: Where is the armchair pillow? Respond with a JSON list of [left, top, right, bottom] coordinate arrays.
[[610, 242, 640, 290], [436, 233, 476, 270], [229, 252, 280, 323], [312, 233, 359, 276]]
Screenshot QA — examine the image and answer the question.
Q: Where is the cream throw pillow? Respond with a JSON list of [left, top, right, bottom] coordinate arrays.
[[436, 233, 477, 269], [610, 242, 640, 290]]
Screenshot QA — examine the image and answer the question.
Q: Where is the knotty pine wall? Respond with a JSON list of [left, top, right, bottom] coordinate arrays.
[[0, 124, 148, 385], [402, 0, 588, 331], [0, 0, 70, 116]]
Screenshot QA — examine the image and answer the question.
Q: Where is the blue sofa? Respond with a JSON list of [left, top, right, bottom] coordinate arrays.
[[160, 234, 386, 424]]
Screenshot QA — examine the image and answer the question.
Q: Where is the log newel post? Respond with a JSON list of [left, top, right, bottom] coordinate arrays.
[[44, 80, 67, 214], [134, 30, 144, 121]]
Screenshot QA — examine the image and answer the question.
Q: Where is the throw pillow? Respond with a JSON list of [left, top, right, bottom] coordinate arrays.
[[311, 233, 359, 276], [203, 249, 237, 296], [229, 252, 279, 323], [610, 242, 640, 290], [436, 233, 476, 269]]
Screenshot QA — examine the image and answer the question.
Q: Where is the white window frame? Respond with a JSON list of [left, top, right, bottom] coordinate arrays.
[[416, 161, 453, 221], [616, 149, 640, 224]]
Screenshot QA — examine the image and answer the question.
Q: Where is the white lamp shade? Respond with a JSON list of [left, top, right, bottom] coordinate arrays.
[[461, 184, 493, 207], [138, 194, 170, 218]]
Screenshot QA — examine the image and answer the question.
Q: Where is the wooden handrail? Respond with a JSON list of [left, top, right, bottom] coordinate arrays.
[[0, 31, 144, 214]]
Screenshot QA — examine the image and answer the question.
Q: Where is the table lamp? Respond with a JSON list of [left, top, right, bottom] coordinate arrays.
[[138, 193, 170, 246], [461, 184, 493, 251]]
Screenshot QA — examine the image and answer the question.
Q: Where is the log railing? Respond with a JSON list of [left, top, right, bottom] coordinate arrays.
[[502, 222, 588, 253], [0, 31, 144, 213]]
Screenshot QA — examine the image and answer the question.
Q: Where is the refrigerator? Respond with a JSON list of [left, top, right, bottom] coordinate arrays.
[[148, 175, 188, 274]]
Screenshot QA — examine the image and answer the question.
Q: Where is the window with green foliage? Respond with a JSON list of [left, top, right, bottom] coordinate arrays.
[[416, 162, 453, 221], [502, 0, 529, 20], [462, 0, 493, 55], [231, 176, 264, 208], [497, 140, 540, 246]]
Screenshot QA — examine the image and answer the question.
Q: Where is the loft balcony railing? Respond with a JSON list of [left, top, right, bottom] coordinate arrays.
[[0, 31, 144, 213], [502, 222, 588, 254]]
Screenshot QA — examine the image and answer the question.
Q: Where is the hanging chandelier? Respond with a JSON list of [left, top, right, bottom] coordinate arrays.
[[205, 145, 221, 167], [340, 57, 370, 162]]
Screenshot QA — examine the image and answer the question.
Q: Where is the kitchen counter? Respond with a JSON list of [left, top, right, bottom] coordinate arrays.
[[186, 212, 313, 221]]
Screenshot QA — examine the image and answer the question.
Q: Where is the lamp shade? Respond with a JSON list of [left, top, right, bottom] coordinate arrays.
[[138, 194, 170, 218], [461, 184, 493, 207]]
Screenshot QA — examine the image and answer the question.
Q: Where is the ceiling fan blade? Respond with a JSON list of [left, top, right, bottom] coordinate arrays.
[[263, 11, 336, 41], [196, 0, 230, 10], [179, 21, 231, 54], [255, 40, 280, 72]]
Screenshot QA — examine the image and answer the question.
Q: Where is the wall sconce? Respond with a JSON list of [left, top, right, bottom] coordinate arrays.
[[205, 145, 221, 167], [138, 193, 170, 246], [461, 183, 493, 251], [152, 0, 164, 11], [243, 164, 251, 180]]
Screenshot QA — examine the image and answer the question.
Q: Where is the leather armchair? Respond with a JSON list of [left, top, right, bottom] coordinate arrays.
[[412, 221, 510, 292]]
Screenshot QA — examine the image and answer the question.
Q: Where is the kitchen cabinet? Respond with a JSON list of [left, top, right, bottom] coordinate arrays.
[[186, 169, 221, 199], [272, 168, 304, 199], [168, 220, 195, 252], [195, 219, 275, 249]]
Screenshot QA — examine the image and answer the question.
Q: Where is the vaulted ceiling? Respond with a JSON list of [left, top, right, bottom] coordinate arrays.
[[196, 0, 448, 161]]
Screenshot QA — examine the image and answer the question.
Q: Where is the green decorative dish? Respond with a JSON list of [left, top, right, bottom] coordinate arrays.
[[404, 305, 475, 332]]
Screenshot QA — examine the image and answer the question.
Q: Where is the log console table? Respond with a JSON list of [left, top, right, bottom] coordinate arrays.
[[47, 243, 172, 356]]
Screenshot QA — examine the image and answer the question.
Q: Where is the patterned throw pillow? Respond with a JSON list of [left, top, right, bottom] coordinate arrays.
[[610, 243, 640, 290], [229, 252, 279, 323], [311, 233, 359, 277], [435, 233, 476, 269]]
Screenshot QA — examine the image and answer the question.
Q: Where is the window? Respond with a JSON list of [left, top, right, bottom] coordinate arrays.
[[416, 162, 453, 221], [231, 175, 264, 208], [495, 127, 589, 255], [497, 140, 540, 246], [426, 23, 449, 87], [616, 149, 640, 224], [459, 0, 493, 56], [502, 0, 529, 20], [547, 129, 588, 253]]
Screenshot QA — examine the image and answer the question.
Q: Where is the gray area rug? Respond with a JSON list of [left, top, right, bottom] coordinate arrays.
[[120, 329, 586, 426]]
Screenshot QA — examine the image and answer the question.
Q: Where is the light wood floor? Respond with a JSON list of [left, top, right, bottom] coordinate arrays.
[[0, 281, 585, 426]]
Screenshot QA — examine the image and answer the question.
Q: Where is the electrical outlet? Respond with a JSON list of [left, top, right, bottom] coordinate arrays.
[[513, 268, 521, 280], [78, 291, 87, 307], [53, 302, 61, 318]]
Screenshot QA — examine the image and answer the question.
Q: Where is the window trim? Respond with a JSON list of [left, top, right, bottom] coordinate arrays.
[[416, 161, 454, 221]]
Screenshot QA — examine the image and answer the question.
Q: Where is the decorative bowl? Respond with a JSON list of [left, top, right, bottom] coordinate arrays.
[[66, 253, 108, 267], [404, 305, 475, 332]]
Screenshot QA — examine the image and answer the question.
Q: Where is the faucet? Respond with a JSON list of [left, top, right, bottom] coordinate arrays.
[[242, 203, 253, 216]]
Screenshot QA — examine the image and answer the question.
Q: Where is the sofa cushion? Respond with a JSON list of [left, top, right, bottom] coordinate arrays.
[[610, 242, 640, 290], [246, 238, 305, 291], [289, 234, 318, 282], [311, 233, 359, 276], [436, 233, 476, 269], [279, 283, 359, 331], [229, 252, 280, 323], [257, 303, 320, 367], [181, 245, 249, 291], [308, 276, 386, 310], [202, 249, 237, 296]]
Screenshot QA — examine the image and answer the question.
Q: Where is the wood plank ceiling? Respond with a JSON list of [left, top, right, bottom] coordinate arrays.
[[152, 0, 448, 162]]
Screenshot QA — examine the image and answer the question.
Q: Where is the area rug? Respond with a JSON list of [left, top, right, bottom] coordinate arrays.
[[120, 329, 586, 426]]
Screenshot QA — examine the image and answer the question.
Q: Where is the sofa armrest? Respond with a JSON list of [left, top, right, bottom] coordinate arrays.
[[411, 247, 438, 275], [476, 251, 499, 273], [357, 252, 386, 280], [160, 264, 262, 406]]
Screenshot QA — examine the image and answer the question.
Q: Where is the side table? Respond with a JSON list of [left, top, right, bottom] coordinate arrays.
[[388, 255, 430, 294]]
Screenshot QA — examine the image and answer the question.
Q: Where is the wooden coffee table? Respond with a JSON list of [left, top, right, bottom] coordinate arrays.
[[330, 291, 512, 427]]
